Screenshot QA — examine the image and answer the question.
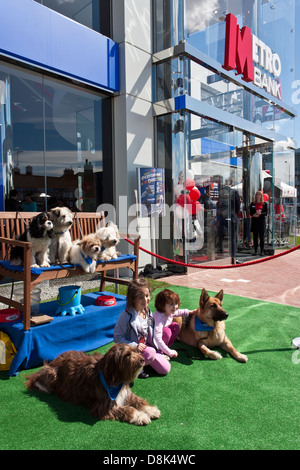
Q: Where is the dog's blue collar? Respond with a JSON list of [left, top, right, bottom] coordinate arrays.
[[80, 251, 93, 265], [99, 371, 123, 401], [55, 230, 68, 237], [195, 317, 215, 332]]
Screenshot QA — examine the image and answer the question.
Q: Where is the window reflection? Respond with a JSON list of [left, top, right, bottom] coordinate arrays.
[[154, 1, 295, 107], [0, 61, 110, 212], [155, 56, 292, 130], [34, 0, 111, 36]]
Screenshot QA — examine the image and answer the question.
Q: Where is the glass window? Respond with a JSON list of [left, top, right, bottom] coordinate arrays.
[[185, 0, 295, 108], [155, 110, 297, 263], [154, 1, 295, 108], [34, 0, 111, 37], [153, 0, 184, 52], [154, 55, 293, 131], [0, 61, 112, 212], [156, 111, 245, 264]]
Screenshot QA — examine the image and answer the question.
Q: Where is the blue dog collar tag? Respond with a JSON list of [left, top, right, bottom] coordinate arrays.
[[80, 251, 93, 266], [195, 317, 215, 332], [99, 371, 123, 401]]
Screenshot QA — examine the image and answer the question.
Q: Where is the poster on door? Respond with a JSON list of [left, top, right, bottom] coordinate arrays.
[[137, 167, 165, 217]]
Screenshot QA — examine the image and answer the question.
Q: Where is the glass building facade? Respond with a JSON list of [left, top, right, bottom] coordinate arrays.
[[0, 0, 297, 268], [153, 0, 296, 264], [0, 0, 116, 213]]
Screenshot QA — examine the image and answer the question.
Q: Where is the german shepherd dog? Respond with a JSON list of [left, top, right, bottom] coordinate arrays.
[[175, 288, 248, 362]]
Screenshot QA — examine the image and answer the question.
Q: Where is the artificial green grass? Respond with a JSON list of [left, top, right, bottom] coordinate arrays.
[[1, 285, 300, 450]]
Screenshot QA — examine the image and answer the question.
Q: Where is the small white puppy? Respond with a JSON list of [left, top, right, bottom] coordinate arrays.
[[67, 234, 102, 273], [96, 222, 120, 261], [49, 207, 74, 264]]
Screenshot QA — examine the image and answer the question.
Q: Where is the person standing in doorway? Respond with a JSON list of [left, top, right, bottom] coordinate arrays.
[[250, 191, 267, 255]]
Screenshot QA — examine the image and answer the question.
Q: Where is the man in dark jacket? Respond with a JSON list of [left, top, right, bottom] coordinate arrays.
[[5, 189, 20, 211]]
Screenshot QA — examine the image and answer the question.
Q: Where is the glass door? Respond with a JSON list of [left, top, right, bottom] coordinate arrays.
[[156, 110, 275, 266], [236, 139, 274, 257]]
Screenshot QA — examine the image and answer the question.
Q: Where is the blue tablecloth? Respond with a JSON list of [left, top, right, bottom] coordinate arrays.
[[0, 291, 126, 376]]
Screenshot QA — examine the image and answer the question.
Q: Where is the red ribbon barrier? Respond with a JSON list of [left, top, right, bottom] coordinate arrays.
[[124, 238, 300, 269]]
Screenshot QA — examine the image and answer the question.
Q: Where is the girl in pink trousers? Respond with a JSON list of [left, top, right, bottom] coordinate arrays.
[[153, 289, 197, 358]]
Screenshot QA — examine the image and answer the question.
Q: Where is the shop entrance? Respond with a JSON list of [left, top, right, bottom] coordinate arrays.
[[235, 140, 274, 260], [156, 112, 295, 267], [181, 136, 274, 265]]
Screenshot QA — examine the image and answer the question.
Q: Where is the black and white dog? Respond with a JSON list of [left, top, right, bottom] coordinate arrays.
[[10, 213, 54, 268]]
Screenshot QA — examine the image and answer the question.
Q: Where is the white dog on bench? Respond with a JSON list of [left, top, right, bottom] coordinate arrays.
[[96, 222, 120, 261]]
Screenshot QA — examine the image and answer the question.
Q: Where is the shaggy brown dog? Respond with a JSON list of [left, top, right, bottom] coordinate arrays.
[[25, 343, 161, 425], [175, 288, 248, 363]]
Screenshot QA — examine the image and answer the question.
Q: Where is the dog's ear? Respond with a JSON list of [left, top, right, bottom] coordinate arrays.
[[200, 288, 210, 308], [214, 289, 224, 302]]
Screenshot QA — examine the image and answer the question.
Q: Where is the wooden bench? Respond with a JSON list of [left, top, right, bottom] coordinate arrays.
[[0, 211, 140, 331]]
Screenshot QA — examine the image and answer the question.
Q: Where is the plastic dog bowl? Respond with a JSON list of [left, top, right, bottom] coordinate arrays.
[[95, 295, 116, 307], [292, 337, 300, 349], [0, 308, 21, 323]]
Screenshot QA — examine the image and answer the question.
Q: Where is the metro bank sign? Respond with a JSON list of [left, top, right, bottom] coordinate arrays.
[[223, 13, 282, 100]]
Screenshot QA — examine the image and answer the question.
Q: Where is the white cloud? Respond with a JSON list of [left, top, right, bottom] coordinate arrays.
[[186, 0, 220, 34]]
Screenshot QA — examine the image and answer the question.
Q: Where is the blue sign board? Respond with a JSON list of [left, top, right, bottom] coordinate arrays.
[[0, 0, 119, 93]]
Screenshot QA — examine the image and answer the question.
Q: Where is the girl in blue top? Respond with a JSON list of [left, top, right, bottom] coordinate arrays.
[[114, 278, 171, 378]]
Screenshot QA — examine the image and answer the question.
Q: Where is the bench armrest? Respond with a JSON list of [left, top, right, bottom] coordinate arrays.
[[0, 236, 31, 248]]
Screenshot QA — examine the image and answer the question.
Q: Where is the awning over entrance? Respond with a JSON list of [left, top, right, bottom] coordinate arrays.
[[276, 181, 297, 198], [262, 171, 297, 197]]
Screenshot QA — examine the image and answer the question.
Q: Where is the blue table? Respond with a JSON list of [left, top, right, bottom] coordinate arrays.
[[0, 291, 126, 376]]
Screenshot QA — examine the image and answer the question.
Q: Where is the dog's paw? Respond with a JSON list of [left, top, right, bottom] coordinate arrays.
[[130, 410, 151, 426], [100, 254, 111, 261], [208, 351, 223, 360], [236, 353, 248, 363], [40, 262, 50, 268], [143, 405, 161, 420]]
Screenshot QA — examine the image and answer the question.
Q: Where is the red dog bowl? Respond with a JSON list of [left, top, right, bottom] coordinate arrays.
[[95, 295, 117, 307], [0, 308, 21, 323]]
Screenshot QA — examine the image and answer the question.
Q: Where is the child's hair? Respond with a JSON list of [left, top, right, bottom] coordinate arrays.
[[126, 277, 151, 308], [155, 289, 181, 312]]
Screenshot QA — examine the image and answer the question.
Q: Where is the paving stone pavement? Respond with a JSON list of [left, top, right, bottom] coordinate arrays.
[[0, 250, 299, 310], [160, 249, 300, 308]]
